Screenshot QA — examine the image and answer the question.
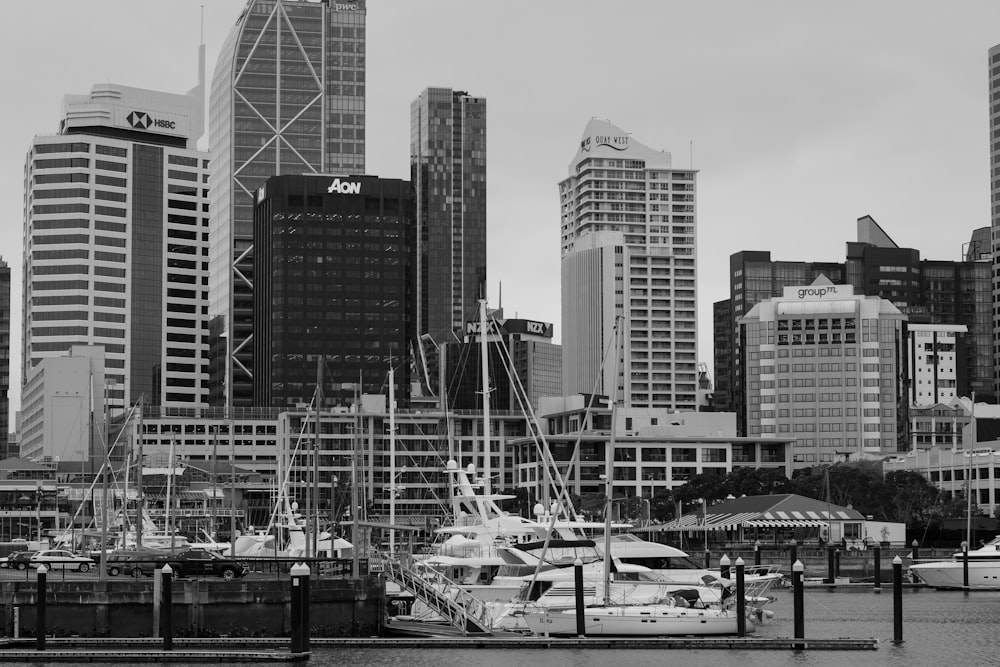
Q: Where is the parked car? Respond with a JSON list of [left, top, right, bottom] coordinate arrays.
[[29, 549, 96, 572], [105, 547, 168, 577], [127, 548, 247, 580], [2, 550, 38, 570]]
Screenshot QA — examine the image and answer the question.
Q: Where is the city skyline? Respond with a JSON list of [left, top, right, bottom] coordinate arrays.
[[3, 1, 1000, 420]]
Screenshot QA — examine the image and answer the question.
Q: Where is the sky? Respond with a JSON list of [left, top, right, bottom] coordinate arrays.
[[2, 1, 1000, 420]]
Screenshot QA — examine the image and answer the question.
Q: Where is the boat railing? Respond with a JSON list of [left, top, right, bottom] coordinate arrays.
[[374, 555, 493, 634]]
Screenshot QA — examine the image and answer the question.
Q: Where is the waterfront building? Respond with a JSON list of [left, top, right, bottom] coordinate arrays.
[[908, 323, 967, 407], [19, 345, 106, 464], [739, 279, 908, 468], [209, 0, 367, 408], [511, 396, 791, 502], [441, 313, 561, 413], [22, 77, 210, 415], [409, 88, 487, 352], [559, 120, 698, 411], [884, 442, 1000, 517], [717, 217, 992, 431], [251, 174, 414, 407]]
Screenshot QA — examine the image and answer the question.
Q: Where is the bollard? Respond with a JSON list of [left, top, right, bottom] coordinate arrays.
[[573, 558, 585, 638], [290, 563, 303, 653], [911, 539, 919, 563], [13, 606, 19, 639], [792, 560, 804, 647], [735, 557, 746, 637], [892, 556, 903, 643], [835, 549, 841, 577], [720, 554, 731, 580], [961, 541, 969, 591], [789, 540, 798, 575], [826, 546, 836, 584], [704, 549, 711, 570], [754, 539, 761, 567], [35, 564, 47, 651], [161, 564, 173, 651], [873, 545, 882, 592], [290, 561, 311, 653]]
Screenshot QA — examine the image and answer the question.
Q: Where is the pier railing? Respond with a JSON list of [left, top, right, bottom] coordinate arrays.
[[374, 556, 493, 635]]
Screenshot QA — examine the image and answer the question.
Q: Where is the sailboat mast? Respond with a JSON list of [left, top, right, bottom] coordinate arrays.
[[480, 299, 491, 497], [136, 394, 144, 549], [968, 392, 976, 546], [603, 316, 622, 606], [389, 366, 396, 554]]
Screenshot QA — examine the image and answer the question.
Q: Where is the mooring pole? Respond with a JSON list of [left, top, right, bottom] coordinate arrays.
[[35, 564, 47, 651], [789, 539, 798, 575], [735, 557, 746, 637], [754, 539, 761, 566], [826, 545, 836, 584], [892, 555, 903, 644], [961, 541, 969, 591], [873, 545, 882, 593], [792, 560, 804, 646], [161, 564, 173, 651], [574, 558, 585, 638], [719, 554, 731, 580]]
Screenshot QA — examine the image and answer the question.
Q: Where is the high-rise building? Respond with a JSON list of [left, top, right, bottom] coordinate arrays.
[[22, 75, 209, 415], [740, 279, 908, 468], [559, 120, 698, 410], [209, 0, 366, 408], [0, 258, 9, 457], [409, 88, 487, 350], [717, 217, 993, 431], [907, 323, 967, 406], [442, 314, 561, 413], [991, 43, 1000, 398], [252, 174, 413, 407]]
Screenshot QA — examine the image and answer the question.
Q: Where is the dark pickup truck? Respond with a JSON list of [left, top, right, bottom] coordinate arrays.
[[124, 548, 248, 580]]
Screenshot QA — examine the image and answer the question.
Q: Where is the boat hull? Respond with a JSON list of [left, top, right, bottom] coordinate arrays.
[[521, 605, 746, 637], [910, 560, 1000, 590]]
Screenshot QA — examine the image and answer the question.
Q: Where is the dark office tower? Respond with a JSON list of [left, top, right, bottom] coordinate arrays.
[[410, 88, 487, 354], [0, 258, 8, 457], [252, 175, 413, 407], [711, 299, 732, 413], [209, 0, 367, 408], [991, 44, 1000, 397]]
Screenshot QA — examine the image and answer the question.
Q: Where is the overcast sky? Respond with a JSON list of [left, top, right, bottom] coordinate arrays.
[[2, 1, 1000, 419]]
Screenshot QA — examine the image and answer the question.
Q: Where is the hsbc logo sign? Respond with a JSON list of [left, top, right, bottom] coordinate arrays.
[[126, 110, 176, 131], [328, 178, 361, 195]]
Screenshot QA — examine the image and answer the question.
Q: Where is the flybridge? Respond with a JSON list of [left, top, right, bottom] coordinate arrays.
[[328, 177, 361, 194]]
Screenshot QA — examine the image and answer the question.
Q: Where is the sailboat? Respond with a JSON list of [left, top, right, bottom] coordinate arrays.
[[519, 316, 750, 637]]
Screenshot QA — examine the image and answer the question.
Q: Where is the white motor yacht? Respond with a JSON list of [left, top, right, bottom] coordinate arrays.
[[909, 535, 1000, 589]]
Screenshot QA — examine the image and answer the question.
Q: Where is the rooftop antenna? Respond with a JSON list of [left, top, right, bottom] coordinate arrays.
[[690, 140, 694, 169], [498, 281, 502, 311]]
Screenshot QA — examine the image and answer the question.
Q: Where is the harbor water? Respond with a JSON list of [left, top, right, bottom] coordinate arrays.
[[4, 586, 1000, 666]]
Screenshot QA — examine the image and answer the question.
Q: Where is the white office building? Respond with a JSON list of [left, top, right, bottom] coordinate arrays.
[[22, 68, 209, 414], [559, 120, 698, 410], [908, 323, 966, 407]]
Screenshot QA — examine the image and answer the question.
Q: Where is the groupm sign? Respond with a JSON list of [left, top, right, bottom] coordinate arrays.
[[783, 284, 854, 300], [328, 178, 361, 195]]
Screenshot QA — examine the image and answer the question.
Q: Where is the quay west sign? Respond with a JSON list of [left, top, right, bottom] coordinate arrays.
[[580, 134, 629, 152]]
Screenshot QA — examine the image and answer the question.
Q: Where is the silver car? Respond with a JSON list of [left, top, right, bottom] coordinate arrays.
[[29, 549, 96, 572]]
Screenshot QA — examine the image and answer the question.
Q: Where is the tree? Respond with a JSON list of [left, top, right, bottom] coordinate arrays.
[[881, 471, 941, 527], [723, 467, 791, 498]]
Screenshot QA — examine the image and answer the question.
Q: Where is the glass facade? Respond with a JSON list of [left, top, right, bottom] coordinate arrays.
[[252, 175, 412, 407], [410, 88, 487, 350], [209, 0, 367, 407]]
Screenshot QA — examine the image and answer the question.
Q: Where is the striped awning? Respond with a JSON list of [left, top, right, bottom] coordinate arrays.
[[638, 511, 763, 532], [744, 519, 829, 528]]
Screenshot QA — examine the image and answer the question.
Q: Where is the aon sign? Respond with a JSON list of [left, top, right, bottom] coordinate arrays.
[[328, 178, 361, 195]]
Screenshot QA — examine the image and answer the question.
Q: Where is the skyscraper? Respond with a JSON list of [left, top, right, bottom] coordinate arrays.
[[409, 88, 487, 349], [559, 120, 698, 410], [990, 43, 1000, 398], [22, 77, 209, 415], [0, 258, 9, 456], [209, 0, 366, 407], [252, 174, 413, 407]]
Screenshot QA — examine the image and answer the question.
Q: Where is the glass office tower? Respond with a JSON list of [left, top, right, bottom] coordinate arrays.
[[209, 0, 366, 407]]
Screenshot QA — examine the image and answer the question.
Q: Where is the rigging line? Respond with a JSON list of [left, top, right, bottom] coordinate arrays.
[[521, 316, 625, 596], [263, 387, 319, 536]]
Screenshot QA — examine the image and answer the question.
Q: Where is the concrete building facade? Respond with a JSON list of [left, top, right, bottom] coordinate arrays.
[[22, 79, 210, 415], [740, 281, 908, 468], [559, 120, 698, 411]]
